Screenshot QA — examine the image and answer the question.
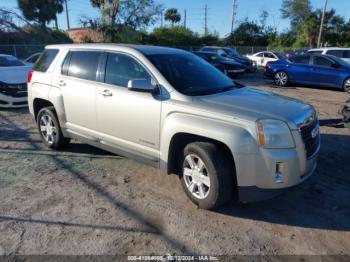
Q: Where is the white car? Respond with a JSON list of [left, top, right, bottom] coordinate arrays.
[[0, 54, 32, 108], [308, 47, 350, 63], [246, 51, 285, 67], [23, 52, 42, 66]]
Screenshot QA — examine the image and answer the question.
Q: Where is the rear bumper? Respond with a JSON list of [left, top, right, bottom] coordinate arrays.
[[0, 93, 28, 108]]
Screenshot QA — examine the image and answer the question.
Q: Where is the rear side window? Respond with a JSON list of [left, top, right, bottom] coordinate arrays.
[[313, 56, 333, 67], [67, 51, 102, 81], [327, 50, 343, 58], [292, 55, 311, 65], [33, 49, 59, 72], [343, 51, 350, 58]]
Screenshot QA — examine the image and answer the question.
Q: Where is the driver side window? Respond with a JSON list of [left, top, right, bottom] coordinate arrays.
[[105, 53, 151, 87]]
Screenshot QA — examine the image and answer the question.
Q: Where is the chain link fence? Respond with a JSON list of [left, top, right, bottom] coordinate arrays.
[[0, 44, 302, 59], [0, 45, 45, 60]]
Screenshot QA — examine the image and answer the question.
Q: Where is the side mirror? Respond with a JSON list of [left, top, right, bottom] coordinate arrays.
[[331, 63, 341, 69], [127, 79, 156, 93]]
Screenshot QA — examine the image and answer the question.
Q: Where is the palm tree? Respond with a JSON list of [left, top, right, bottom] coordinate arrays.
[[164, 8, 181, 26]]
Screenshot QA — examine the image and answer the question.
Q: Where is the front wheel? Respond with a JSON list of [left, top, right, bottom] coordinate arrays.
[[180, 142, 234, 210], [37, 106, 70, 150], [273, 71, 288, 87], [342, 77, 350, 92]]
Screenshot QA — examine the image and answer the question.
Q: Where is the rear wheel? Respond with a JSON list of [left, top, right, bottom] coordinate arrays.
[[179, 142, 234, 210], [342, 77, 350, 92], [273, 71, 288, 87], [37, 106, 70, 150]]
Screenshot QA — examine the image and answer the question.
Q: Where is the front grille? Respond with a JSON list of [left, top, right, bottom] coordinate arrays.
[[300, 119, 320, 158], [0, 84, 27, 97]]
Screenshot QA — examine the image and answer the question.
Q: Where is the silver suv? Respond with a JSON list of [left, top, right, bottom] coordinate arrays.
[[28, 44, 320, 209]]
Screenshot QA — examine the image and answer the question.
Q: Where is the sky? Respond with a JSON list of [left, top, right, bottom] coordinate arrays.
[[2, 0, 350, 37]]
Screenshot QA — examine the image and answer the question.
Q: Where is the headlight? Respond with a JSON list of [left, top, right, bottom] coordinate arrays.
[[256, 119, 295, 149]]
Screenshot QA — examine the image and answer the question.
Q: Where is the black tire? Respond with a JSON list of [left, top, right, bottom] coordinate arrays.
[[37, 106, 70, 150], [273, 71, 288, 87], [179, 142, 235, 210], [342, 77, 350, 92]]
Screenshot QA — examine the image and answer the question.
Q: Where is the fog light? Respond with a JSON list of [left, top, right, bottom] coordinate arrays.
[[275, 162, 284, 184]]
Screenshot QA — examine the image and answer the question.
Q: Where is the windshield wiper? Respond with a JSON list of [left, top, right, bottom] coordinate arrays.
[[187, 85, 236, 96]]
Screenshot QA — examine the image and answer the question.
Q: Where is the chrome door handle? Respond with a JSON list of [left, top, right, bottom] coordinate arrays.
[[100, 89, 113, 97], [57, 80, 66, 87]]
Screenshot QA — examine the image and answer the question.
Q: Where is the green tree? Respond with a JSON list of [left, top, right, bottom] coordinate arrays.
[[281, 0, 312, 27], [90, 0, 119, 27], [164, 8, 181, 26], [17, 0, 64, 28]]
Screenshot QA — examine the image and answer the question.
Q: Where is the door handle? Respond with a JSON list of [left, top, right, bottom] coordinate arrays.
[[99, 89, 113, 97], [57, 80, 66, 87]]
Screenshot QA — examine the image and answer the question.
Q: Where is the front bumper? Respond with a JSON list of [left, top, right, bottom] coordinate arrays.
[[0, 93, 28, 108], [235, 130, 320, 203]]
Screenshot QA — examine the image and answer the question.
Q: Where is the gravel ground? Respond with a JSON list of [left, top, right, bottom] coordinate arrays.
[[0, 71, 349, 256]]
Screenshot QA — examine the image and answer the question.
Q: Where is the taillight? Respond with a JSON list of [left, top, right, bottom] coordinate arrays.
[[27, 70, 33, 83]]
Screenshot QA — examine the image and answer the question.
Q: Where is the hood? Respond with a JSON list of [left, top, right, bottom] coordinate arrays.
[[193, 87, 313, 128], [0, 66, 32, 84]]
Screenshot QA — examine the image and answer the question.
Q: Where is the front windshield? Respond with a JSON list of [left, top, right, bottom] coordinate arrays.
[[0, 56, 24, 67], [147, 53, 237, 96], [224, 48, 240, 57]]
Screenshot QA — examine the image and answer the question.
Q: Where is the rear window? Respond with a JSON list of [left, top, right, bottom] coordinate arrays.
[[0, 56, 24, 67], [67, 51, 103, 81], [291, 55, 311, 65], [308, 50, 323, 54], [33, 49, 59, 72]]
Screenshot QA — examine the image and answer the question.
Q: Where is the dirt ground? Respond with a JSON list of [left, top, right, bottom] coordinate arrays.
[[0, 71, 349, 257]]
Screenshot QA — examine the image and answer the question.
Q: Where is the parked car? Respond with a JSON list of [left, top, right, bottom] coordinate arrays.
[[28, 44, 320, 209], [285, 49, 307, 59], [199, 46, 257, 72], [247, 51, 285, 67], [265, 54, 350, 90], [308, 47, 350, 63], [0, 54, 32, 108], [193, 51, 246, 78], [23, 52, 42, 66]]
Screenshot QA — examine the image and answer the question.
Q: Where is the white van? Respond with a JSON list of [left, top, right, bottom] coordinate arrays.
[[308, 47, 350, 63]]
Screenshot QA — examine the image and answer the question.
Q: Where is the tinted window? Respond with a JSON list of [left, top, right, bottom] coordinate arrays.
[[105, 53, 151, 87], [327, 50, 343, 58], [68, 51, 102, 81], [264, 52, 276, 59], [0, 56, 24, 67], [201, 48, 215, 52], [308, 50, 323, 54], [343, 51, 350, 58], [147, 53, 237, 96], [313, 56, 333, 67], [33, 49, 59, 72], [256, 53, 264, 57], [291, 55, 310, 64]]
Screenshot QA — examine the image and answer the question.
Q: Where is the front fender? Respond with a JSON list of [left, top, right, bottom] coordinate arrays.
[[160, 112, 258, 171]]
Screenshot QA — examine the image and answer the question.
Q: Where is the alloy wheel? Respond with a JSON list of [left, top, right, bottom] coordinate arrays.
[[183, 154, 211, 199], [344, 79, 350, 92], [274, 71, 288, 86], [39, 114, 57, 145]]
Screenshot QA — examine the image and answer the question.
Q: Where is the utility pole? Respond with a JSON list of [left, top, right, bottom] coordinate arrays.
[[317, 0, 328, 48], [65, 0, 70, 30], [184, 9, 187, 28], [204, 4, 208, 35], [160, 11, 163, 27], [231, 0, 237, 33]]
